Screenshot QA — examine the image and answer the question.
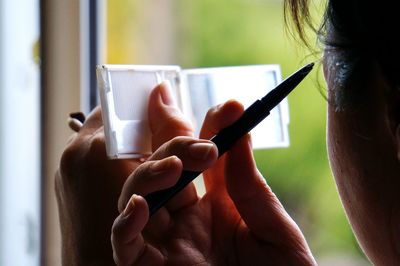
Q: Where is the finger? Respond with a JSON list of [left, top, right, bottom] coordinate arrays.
[[199, 100, 244, 139], [148, 82, 194, 150], [78, 106, 143, 166], [145, 137, 218, 213], [112, 195, 163, 265], [149, 136, 217, 171], [119, 138, 218, 214], [225, 135, 306, 246], [199, 100, 244, 192], [67, 117, 83, 132], [118, 156, 183, 213], [65, 112, 86, 143], [63, 113, 141, 185], [65, 107, 105, 151], [74, 106, 105, 137]]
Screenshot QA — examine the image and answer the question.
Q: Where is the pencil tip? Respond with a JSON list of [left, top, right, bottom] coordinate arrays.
[[300, 62, 314, 75]]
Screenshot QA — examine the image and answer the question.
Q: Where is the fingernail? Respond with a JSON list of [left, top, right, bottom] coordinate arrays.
[[122, 195, 136, 218], [67, 117, 83, 132], [151, 156, 177, 173], [159, 80, 175, 106], [151, 160, 168, 173], [188, 142, 215, 160]]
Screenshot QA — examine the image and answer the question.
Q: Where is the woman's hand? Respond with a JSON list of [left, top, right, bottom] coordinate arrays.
[[111, 90, 316, 265], [55, 82, 193, 265]]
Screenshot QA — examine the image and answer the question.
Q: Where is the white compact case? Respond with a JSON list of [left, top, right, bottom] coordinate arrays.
[[97, 64, 290, 159]]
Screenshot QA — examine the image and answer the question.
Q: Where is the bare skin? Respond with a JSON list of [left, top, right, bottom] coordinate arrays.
[[325, 51, 400, 265]]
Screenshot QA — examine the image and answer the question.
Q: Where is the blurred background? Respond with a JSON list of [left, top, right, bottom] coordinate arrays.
[[0, 0, 370, 265]]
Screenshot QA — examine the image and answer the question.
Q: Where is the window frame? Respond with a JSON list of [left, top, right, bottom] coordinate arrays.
[[41, 0, 105, 264]]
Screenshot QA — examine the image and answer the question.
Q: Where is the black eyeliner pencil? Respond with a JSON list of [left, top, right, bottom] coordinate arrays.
[[145, 62, 314, 216]]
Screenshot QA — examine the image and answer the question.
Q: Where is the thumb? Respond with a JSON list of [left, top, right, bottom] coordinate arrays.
[[111, 195, 163, 265], [148, 82, 194, 150]]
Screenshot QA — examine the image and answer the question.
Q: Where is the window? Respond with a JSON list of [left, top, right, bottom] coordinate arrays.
[[0, 0, 41, 265]]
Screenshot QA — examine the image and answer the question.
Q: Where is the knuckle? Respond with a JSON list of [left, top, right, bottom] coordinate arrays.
[[170, 135, 192, 144], [164, 136, 193, 154], [87, 133, 107, 156], [59, 142, 82, 178], [58, 131, 106, 183], [111, 217, 123, 237]]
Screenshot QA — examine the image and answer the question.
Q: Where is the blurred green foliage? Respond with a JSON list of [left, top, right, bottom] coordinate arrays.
[[107, 0, 367, 263]]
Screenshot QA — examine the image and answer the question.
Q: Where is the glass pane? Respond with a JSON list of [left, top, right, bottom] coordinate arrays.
[[0, 0, 41, 265]]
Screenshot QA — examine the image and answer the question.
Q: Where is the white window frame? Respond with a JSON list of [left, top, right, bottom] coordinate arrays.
[[0, 0, 41, 265]]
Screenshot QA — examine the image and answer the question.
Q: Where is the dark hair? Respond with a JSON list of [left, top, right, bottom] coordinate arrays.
[[284, 0, 400, 108]]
